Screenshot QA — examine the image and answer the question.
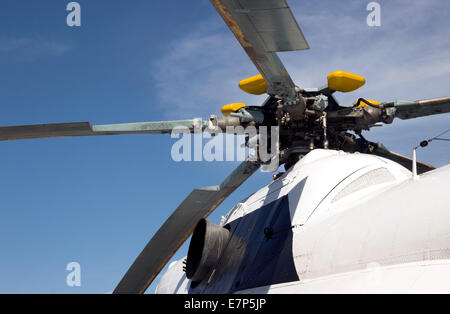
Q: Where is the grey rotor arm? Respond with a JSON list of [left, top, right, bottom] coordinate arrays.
[[368, 142, 435, 174], [0, 119, 208, 141], [210, 0, 309, 101], [113, 158, 260, 294], [385, 96, 450, 120]]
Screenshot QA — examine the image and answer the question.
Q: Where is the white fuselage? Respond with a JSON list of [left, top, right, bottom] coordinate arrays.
[[156, 149, 450, 294]]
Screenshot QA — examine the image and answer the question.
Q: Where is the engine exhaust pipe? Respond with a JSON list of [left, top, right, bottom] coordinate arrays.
[[186, 219, 230, 283]]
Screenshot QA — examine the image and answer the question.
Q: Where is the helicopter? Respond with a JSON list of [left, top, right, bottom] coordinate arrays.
[[1, 0, 449, 294]]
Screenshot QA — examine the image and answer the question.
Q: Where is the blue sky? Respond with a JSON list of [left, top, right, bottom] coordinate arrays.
[[0, 0, 449, 293]]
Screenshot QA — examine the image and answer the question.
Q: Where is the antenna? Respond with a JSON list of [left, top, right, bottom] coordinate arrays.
[[412, 146, 418, 179], [413, 129, 450, 179], [419, 128, 450, 148]]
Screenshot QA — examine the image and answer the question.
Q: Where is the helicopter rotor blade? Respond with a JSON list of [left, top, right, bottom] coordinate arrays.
[[369, 142, 435, 174], [113, 159, 260, 294], [0, 119, 207, 141], [210, 0, 309, 101], [386, 96, 450, 120]]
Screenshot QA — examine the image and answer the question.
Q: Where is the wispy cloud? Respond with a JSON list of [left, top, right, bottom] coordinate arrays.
[[150, 19, 267, 119], [283, 0, 450, 101], [0, 37, 72, 62]]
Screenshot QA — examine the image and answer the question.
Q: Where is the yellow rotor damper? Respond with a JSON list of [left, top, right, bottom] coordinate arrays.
[[355, 99, 381, 107], [327, 71, 366, 93], [238, 75, 268, 95], [221, 103, 246, 116]]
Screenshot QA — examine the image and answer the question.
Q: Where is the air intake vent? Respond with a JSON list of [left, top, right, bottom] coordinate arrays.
[[332, 168, 395, 202]]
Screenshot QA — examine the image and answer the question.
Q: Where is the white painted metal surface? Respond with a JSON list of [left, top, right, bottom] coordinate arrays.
[[156, 149, 450, 294]]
